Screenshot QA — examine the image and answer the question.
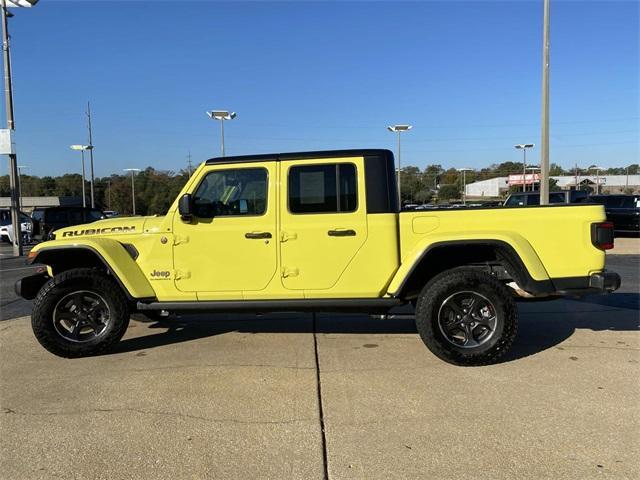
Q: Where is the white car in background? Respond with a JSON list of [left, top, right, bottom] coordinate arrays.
[[0, 209, 33, 244]]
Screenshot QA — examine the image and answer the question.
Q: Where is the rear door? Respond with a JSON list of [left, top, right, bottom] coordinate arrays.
[[279, 158, 367, 291]]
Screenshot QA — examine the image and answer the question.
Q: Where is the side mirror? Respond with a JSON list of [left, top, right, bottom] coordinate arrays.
[[178, 194, 193, 221]]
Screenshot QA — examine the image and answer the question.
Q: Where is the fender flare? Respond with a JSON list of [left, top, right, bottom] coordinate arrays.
[[29, 238, 156, 300], [387, 235, 553, 297]]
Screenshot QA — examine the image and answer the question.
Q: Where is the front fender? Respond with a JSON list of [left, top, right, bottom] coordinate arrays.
[[386, 231, 551, 296], [29, 237, 156, 300]]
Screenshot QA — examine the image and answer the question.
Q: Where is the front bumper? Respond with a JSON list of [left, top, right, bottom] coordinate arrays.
[[15, 271, 50, 300], [555, 271, 621, 297]]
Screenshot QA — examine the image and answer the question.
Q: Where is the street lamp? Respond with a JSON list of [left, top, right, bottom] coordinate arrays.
[[589, 165, 604, 195], [387, 124, 412, 208], [206, 110, 236, 157], [123, 168, 141, 215], [70, 144, 92, 207], [17, 164, 26, 199], [457, 168, 472, 205], [1, 0, 39, 257], [514, 144, 535, 192]]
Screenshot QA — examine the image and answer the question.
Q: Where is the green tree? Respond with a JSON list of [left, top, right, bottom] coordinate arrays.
[[438, 184, 461, 201]]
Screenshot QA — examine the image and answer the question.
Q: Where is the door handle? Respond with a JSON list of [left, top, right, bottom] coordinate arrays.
[[245, 232, 272, 239], [328, 229, 356, 237]]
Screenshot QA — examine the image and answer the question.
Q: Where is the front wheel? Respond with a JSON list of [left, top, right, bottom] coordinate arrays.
[[31, 268, 130, 358], [415, 267, 517, 366]]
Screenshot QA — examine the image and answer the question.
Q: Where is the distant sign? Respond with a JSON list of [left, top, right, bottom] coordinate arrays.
[[508, 173, 540, 186], [0, 129, 14, 155]]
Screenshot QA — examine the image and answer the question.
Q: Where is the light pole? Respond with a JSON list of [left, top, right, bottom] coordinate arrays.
[[514, 144, 535, 192], [123, 168, 141, 215], [626, 166, 630, 191], [207, 110, 236, 157], [457, 168, 472, 205], [86, 101, 96, 208], [589, 165, 603, 195], [17, 164, 26, 199], [540, 0, 551, 205], [387, 124, 412, 208], [1, 0, 39, 256], [70, 145, 91, 207]]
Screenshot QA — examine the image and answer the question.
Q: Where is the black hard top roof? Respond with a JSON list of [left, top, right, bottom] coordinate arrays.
[[205, 149, 393, 165]]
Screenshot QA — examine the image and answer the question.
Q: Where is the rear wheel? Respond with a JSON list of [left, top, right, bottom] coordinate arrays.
[[32, 268, 130, 358], [415, 267, 517, 366]]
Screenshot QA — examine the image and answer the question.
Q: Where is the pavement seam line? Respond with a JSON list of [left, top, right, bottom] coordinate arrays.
[[313, 312, 330, 480], [1, 406, 315, 425]]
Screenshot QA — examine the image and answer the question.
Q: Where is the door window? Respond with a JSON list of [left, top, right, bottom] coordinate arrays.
[[193, 168, 268, 218], [289, 163, 357, 214]]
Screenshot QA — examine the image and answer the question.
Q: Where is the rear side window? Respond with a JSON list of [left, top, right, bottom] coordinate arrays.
[[289, 163, 357, 214], [87, 209, 104, 221], [31, 210, 44, 223], [619, 196, 639, 208], [45, 210, 68, 223], [193, 167, 268, 218]]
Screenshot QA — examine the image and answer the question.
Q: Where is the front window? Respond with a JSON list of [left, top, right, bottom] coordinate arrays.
[[193, 168, 268, 218]]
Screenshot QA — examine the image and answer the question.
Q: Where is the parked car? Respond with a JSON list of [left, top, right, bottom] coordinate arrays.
[[18, 149, 619, 365], [587, 195, 640, 235], [30, 206, 105, 241], [503, 190, 588, 207], [103, 210, 120, 218], [0, 209, 33, 243]]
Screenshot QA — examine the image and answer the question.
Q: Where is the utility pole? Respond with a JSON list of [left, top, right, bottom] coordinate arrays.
[[1, 0, 22, 255], [387, 125, 412, 208], [86, 101, 95, 208], [123, 168, 140, 215], [187, 150, 193, 176], [539, 0, 551, 205]]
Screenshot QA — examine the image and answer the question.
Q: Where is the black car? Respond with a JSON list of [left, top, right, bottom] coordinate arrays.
[[503, 190, 589, 207], [587, 195, 640, 235], [31, 206, 105, 241]]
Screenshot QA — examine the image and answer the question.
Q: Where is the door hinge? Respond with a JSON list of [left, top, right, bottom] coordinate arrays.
[[174, 270, 191, 280], [173, 235, 189, 246], [281, 267, 299, 278], [280, 231, 298, 243]]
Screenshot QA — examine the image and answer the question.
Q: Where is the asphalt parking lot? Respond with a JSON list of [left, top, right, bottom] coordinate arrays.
[[1, 243, 638, 479]]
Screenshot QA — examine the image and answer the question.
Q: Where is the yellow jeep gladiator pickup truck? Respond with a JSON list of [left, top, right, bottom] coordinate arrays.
[[16, 149, 621, 365]]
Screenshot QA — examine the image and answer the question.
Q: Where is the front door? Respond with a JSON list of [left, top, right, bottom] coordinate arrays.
[[172, 162, 277, 295], [279, 158, 367, 291]]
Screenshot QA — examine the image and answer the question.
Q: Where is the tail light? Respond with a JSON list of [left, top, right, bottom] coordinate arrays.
[[591, 221, 614, 250]]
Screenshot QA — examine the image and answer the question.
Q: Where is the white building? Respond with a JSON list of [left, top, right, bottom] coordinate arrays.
[[466, 175, 640, 198]]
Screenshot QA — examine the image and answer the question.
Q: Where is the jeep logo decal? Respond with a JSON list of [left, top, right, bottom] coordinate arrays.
[[62, 226, 136, 237], [150, 270, 171, 279]]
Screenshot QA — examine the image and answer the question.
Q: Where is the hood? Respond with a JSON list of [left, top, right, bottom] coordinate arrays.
[[53, 215, 165, 240]]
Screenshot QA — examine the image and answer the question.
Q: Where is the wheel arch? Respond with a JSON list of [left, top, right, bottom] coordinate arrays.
[[30, 240, 156, 301], [389, 239, 553, 299]]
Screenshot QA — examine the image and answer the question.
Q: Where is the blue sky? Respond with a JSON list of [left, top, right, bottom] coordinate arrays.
[[2, 0, 638, 177]]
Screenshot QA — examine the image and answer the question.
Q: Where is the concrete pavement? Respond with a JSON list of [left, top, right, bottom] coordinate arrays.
[[1, 251, 638, 479]]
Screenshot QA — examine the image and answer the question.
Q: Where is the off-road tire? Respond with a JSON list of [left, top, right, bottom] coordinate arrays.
[[31, 268, 130, 358], [415, 267, 517, 366]]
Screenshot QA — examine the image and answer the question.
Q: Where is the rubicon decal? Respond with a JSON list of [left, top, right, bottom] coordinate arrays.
[[62, 226, 136, 237]]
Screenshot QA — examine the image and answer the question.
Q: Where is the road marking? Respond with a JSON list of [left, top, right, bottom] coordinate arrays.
[[0, 266, 39, 272]]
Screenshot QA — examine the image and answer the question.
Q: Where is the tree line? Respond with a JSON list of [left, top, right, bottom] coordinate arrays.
[[0, 167, 190, 215], [0, 162, 637, 214]]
